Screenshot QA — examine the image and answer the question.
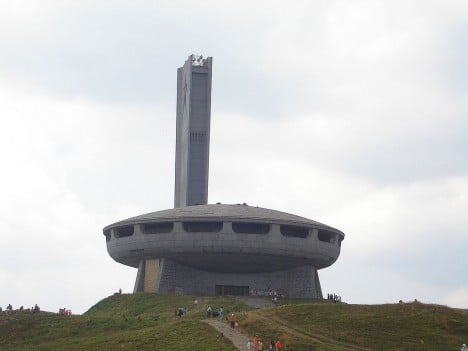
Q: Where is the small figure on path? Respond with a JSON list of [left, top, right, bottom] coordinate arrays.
[[247, 339, 253, 350], [228, 313, 236, 328], [219, 306, 224, 320], [269, 340, 275, 350], [461, 344, 467, 351], [206, 306, 212, 318], [275, 340, 282, 351], [253, 335, 259, 351], [258, 339, 264, 351]]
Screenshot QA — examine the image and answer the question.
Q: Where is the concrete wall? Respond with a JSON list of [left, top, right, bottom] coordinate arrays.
[[155, 258, 322, 299], [174, 55, 212, 207], [107, 222, 342, 271]]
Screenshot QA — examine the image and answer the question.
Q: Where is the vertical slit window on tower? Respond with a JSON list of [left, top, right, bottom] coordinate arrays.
[[183, 221, 223, 232], [190, 132, 205, 142], [280, 225, 309, 238], [115, 225, 134, 238]]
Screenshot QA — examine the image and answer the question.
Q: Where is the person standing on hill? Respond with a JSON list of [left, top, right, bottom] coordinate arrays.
[[219, 306, 224, 320], [228, 313, 236, 328], [275, 340, 282, 351], [253, 335, 259, 351], [269, 340, 275, 350], [257, 339, 263, 351], [461, 344, 467, 351]]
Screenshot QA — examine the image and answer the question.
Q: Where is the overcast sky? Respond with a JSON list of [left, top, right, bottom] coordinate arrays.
[[0, 0, 467, 314]]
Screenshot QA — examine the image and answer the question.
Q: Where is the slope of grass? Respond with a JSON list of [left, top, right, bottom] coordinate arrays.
[[1, 294, 466, 351], [0, 293, 248, 351], [239, 301, 468, 351]]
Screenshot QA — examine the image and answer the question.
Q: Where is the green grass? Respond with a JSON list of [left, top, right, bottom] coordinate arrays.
[[0, 293, 245, 351], [1, 295, 466, 351], [238, 301, 468, 351]]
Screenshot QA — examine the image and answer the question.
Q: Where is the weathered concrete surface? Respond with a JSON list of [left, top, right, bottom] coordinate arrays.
[[156, 258, 322, 299], [106, 205, 343, 272], [143, 259, 159, 292], [174, 55, 212, 207]]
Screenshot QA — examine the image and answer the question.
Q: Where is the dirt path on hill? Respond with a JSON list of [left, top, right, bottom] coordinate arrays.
[[203, 319, 249, 351]]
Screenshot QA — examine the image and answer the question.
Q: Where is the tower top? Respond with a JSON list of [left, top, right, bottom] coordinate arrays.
[[190, 54, 210, 67]]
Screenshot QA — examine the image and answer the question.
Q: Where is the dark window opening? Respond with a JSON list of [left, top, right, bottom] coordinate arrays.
[[190, 132, 205, 142], [280, 225, 309, 238], [104, 229, 111, 242], [318, 229, 335, 243], [115, 225, 134, 238], [232, 222, 270, 234], [143, 222, 173, 234], [183, 221, 223, 232], [215, 285, 249, 296]]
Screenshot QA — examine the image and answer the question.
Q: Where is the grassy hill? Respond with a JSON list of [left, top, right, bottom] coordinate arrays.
[[0, 293, 249, 351], [239, 301, 468, 351], [0, 294, 466, 351]]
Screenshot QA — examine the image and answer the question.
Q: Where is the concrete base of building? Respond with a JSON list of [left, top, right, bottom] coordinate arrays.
[[134, 258, 323, 299]]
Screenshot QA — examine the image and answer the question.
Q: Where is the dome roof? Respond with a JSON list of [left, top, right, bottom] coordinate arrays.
[[104, 204, 344, 236]]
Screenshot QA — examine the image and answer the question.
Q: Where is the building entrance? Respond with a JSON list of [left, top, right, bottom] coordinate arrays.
[[215, 285, 249, 296]]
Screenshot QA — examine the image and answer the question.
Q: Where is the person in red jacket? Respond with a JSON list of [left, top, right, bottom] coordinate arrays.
[[275, 340, 282, 350], [228, 313, 236, 328]]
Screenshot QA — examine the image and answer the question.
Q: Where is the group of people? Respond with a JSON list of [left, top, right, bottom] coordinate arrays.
[[58, 308, 72, 316], [206, 305, 224, 320], [326, 293, 341, 303], [247, 337, 282, 351], [0, 304, 40, 313]]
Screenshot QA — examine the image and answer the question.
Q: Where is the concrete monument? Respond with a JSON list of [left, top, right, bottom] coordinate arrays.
[[103, 55, 344, 298]]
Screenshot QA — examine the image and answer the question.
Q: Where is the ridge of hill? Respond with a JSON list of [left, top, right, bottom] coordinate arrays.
[[0, 294, 466, 351]]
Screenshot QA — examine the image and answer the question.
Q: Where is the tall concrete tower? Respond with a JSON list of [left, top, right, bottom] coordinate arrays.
[[174, 55, 213, 207]]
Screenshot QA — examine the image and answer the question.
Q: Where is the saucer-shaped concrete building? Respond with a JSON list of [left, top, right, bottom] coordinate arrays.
[[103, 55, 344, 298]]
